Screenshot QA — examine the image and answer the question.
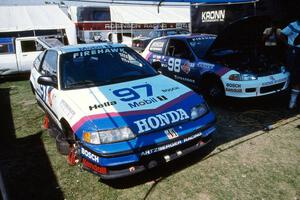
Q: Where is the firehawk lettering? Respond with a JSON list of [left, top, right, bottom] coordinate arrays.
[[73, 48, 125, 58], [134, 108, 190, 133]]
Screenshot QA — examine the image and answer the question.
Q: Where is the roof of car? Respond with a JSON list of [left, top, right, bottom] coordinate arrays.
[[55, 42, 127, 54], [154, 28, 189, 32], [156, 33, 217, 40]]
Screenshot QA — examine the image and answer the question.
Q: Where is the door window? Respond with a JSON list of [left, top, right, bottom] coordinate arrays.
[[149, 39, 167, 54], [40, 50, 58, 77], [166, 39, 194, 61], [33, 51, 46, 70], [21, 40, 46, 52]]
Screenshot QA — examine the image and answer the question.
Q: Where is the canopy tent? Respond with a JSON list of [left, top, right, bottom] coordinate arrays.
[[117, 0, 255, 3], [109, 5, 190, 24], [0, 5, 77, 44]]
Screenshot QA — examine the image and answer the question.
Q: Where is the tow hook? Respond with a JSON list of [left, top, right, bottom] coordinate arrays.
[[43, 114, 49, 129], [67, 144, 80, 166]]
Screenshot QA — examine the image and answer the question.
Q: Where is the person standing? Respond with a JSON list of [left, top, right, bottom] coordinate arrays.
[[281, 19, 300, 109]]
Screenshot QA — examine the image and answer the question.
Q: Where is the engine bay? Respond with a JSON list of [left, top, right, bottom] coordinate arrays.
[[207, 46, 285, 76]]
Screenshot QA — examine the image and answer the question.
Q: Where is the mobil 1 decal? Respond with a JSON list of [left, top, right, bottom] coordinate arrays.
[[112, 83, 168, 108]]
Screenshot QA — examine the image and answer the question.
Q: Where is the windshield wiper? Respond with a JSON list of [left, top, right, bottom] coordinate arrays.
[[68, 80, 110, 88], [111, 74, 154, 83]]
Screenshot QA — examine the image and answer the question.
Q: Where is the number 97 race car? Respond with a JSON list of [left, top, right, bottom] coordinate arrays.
[[30, 43, 216, 179], [142, 16, 290, 99]]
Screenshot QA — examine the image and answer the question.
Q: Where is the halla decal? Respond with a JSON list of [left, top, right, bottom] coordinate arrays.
[[89, 101, 117, 111]]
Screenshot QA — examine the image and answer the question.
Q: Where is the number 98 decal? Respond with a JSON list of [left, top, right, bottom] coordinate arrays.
[[168, 58, 181, 73]]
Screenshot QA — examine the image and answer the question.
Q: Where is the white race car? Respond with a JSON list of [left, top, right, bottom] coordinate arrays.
[[142, 16, 290, 99], [30, 43, 216, 179]]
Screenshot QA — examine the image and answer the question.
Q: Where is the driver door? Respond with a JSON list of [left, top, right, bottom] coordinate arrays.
[[162, 38, 197, 87], [16, 38, 47, 72], [32, 50, 59, 117]]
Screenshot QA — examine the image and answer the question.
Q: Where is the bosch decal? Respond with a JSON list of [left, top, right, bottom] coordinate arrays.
[[81, 147, 100, 163], [226, 83, 241, 88]]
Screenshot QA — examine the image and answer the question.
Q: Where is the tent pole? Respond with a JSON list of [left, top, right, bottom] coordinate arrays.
[[131, 23, 133, 40]]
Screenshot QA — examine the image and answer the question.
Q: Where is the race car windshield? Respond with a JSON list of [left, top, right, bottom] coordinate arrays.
[[187, 37, 215, 58], [60, 47, 158, 89]]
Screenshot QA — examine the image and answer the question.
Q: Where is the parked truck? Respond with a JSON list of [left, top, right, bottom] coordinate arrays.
[[0, 37, 62, 76]]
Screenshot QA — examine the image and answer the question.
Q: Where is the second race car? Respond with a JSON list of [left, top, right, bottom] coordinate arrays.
[[142, 16, 290, 99]]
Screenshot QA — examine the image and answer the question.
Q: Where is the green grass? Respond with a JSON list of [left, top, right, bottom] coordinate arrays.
[[0, 80, 299, 200]]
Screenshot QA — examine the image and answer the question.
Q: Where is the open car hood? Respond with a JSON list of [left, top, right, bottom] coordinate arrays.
[[206, 16, 272, 56]]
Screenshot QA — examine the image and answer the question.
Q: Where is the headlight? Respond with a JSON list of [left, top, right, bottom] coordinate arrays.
[[83, 127, 135, 144], [191, 104, 208, 120], [281, 66, 286, 73], [229, 74, 257, 81]]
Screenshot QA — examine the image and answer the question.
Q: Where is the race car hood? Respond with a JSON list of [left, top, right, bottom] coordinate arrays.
[[132, 36, 151, 41], [206, 16, 271, 56], [65, 75, 205, 135]]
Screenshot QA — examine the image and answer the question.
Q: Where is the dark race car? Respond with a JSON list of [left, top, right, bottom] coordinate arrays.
[[132, 28, 190, 52], [142, 16, 290, 99]]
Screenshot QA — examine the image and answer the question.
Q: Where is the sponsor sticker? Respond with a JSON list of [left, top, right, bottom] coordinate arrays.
[[82, 158, 107, 174], [165, 128, 179, 140], [181, 62, 191, 74], [128, 95, 167, 108], [89, 101, 117, 111], [174, 75, 196, 83], [81, 147, 100, 163], [225, 88, 242, 93], [140, 132, 202, 156], [198, 62, 215, 70], [60, 100, 75, 119], [134, 108, 189, 134], [262, 77, 287, 86], [161, 87, 180, 93], [226, 83, 241, 88]]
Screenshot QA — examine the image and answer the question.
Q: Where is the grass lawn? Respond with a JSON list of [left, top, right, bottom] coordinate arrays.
[[0, 79, 299, 200]]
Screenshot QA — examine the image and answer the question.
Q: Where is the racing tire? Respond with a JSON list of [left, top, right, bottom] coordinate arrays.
[[48, 118, 59, 138], [48, 127, 60, 138], [201, 77, 225, 102], [56, 133, 70, 155]]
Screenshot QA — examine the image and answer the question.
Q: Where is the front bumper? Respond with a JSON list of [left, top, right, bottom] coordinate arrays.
[[222, 72, 290, 98], [80, 122, 216, 179]]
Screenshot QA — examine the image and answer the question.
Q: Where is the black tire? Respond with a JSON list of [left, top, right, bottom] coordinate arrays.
[[201, 77, 225, 102], [48, 118, 59, 138], [56, 133, 70, 155], [151, 62, 161, 71], [48, 127, 60, 138]]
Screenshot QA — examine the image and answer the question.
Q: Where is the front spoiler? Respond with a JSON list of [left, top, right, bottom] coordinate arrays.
[[81, 133, 213, 180]]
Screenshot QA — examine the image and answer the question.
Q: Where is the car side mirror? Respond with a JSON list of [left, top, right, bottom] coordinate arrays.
[[152, 62, 161, 71], [38, 76, 57, 87]]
